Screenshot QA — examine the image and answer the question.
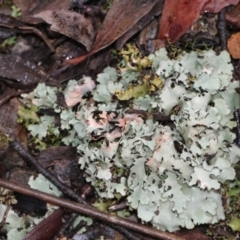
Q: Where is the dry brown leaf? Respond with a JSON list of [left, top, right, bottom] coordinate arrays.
[[116, 0, 163, 50], [65, 0, 158, 65], [90, 0, 157, 53], [228, 32, 240, 59], [34, 10, 95, 51]]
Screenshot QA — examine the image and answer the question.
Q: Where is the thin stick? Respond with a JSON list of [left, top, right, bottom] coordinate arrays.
[[217, 8, 227, 51], [0, 178, 184, 240]]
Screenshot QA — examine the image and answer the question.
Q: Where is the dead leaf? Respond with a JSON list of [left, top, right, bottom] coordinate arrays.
[[0, 54, 45, 89], [158, 0, 205, 43], [37, 146, 78, 168], [0, 14, 54, 51], [22, 209, 63, 240], [158, 0, 239, 43], [228, 32, 240, 59], [0, 99, 28, 170], [0, 99, 27, 143], [8, 168, 35, 187], [116, 0, 163, 50], [34, 10, 95, 51], [37, 146, 83, 186], [13, 0, 71, 16], [65, 0, 158, 65]]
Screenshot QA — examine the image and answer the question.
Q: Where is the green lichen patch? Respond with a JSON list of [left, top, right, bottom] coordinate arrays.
[[18, 48, 240, 232]]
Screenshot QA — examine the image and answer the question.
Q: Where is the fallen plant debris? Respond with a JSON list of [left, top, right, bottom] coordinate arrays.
[[33, 10, 96, 51], [0, 178, 184, 240], [226, 3, 240, 28], [22, 208, 63, 240], [0, 14, 54, 51], [158, 0, 240, 43], [0, 0, 240, 239], [64, 0, 160, 65], [17, 47, 239, 233], [228, 32, 240, 59]]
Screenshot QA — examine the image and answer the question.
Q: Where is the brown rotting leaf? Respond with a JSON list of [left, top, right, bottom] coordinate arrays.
[[228, 32, 240, 59]]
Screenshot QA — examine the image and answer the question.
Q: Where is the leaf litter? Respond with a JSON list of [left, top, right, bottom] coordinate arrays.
[[0, 0, 240, 239]]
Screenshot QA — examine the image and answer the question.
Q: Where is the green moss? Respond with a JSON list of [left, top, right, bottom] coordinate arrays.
[[228, 215, 240, 231], [0, 134, 9, 148], [0, 36, 17, 48], [11, 5, 21, 18], [17, 105, 40, 127]]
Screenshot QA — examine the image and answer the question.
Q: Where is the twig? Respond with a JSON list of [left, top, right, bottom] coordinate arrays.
[[67, 219, 86, 238], [234, 109, 240, 147], [109, 224, 143, 240], [0, 178, 185, 240], [217, 8, 227, 51], [0, 89, 24, 107], [54, 212, 78, 239]]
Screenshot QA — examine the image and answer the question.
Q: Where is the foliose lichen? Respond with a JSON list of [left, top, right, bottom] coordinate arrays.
[[18, 48, 240, 231]]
